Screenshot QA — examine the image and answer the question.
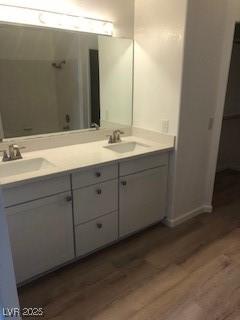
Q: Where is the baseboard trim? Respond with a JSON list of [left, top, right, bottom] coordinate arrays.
[[203, 205, 213, 213], [164, 204, 213, 228]]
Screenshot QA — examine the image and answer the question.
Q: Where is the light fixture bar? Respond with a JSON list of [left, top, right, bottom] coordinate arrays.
[[0, 5, 113, 36]]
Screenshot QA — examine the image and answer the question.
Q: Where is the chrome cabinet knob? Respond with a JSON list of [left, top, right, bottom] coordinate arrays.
[[66, 195, 72, 202], [96, 189, 102, 195]]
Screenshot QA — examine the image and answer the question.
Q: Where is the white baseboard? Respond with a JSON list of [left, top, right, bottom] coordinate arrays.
[[164, 204, 213, 228], [203, 205, 213, 213]]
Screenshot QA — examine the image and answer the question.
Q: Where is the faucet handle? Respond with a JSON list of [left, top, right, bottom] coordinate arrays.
[[0, 150, 9, 162], [106, 135, 114, 144], [14, 145, 26, 159]]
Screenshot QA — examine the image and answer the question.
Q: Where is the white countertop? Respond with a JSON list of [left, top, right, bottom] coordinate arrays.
[[0, 135, 174, 188]]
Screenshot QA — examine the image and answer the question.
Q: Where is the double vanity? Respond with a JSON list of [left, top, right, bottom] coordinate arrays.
[[0, 132, 173, 285], [0, 8, 174, 291]]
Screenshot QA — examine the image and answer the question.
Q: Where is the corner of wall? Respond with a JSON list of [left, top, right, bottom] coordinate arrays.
[[164, 204, 213, 228]]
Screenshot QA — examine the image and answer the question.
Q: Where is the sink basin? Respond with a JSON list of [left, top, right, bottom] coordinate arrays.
[[0, 158, 55, 178], [104, 141, 150, 154]]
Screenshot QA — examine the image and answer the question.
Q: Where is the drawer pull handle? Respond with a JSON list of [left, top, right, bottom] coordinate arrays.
[[66, 195, 72, 202], [96, 172, 101, 178], [97, 223, 103, 229], [121, 181, 127, 186], [96, 189, 102, 195]]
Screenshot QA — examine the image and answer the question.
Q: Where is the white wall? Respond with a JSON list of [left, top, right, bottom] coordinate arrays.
[[168, 0, 229, 223], [170, 0, 240, 224], [99, 36, 133, 127], [133, 0, 187, 135], [133, 0, 240, 225], [0, 0, 134, 38]]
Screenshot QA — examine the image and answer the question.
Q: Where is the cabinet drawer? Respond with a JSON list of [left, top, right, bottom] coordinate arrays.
[[120, 153, 168, 176], [3, 175, 71, 208], [75, 211, 118, 257], [73, 180, 118, 225], [72, 164, 118, 189]]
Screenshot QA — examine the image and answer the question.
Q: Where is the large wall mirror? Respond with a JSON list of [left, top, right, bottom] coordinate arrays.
[[0, 24, 133, 139]]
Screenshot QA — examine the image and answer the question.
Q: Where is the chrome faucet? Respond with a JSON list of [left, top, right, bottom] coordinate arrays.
[[0, 144, 25, 162], [107, 130, 124, 144]]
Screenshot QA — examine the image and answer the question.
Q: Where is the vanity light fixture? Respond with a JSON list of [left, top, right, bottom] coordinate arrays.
[[0, 5, 113, 36]]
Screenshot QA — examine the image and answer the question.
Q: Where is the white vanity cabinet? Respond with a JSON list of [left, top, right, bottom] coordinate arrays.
[[4, 175, 75, 284], [72, 164, 119, 257], [119, 154, 168, 237], [2, 151, 170, 284]]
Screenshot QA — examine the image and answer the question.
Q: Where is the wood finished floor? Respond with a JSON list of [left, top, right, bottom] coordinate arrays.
[[18, 170, 240, 320]]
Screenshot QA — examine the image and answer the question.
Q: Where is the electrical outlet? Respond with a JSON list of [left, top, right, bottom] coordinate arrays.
[[162, 120, 169, 134]]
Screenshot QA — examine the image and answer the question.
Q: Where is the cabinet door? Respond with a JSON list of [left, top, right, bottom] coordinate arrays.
[[119, 166, 168, 237], [6, 193, 74, 284]]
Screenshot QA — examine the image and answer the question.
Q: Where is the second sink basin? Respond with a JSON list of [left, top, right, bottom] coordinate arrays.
[[0, 157, 55, 178], [104, 141, 150, 154]]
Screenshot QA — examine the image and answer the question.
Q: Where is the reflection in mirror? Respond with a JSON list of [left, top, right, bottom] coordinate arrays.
[[0, 25, 133, 139]]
